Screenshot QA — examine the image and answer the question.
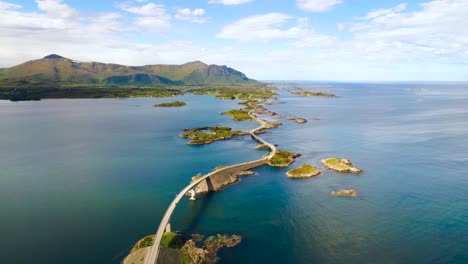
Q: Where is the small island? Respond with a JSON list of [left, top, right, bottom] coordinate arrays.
[[123, 232, 241, 264], [267, 150, 301, 167], [288, 87, 339, 98], [321, 158, 363, 173], [331, 189, 358, 197], [179, 126, 248, 145], [154, 101, 187, 107], [286, 164, 321, 178], [221, 109, 252, 121]]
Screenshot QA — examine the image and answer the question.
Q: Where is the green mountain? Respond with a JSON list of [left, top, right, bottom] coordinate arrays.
[[0, 54, 259, 86]]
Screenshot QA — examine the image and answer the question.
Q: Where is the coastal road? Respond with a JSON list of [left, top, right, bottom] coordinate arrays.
[[144, 107, 277, 264]]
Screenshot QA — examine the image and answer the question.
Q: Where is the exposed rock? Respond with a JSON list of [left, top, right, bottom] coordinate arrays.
[[190, 174, 210, 195], [339, 158, 352, 165], [253, 105, 307, 124], [124, 233, 242, 264], [255, 144, 269, 150], [202, 235, 241, 264], [263, 121, 282, 128], [236, 170, 257, 176], [331, 189, 358, 197], [180, 240, 207, 264], [255, 143, 278, 149], [188, 169, 258, 196], [321, 158, 363, 174]]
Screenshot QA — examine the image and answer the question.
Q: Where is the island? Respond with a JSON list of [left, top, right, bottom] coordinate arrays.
[[179, 126, 248, 145], [286, 164, 321, 178], [123, 232, 241, 264], [321, 158, 363, 173], [288, 87, 339, 98], [154, 101, 187, 107], [267, 150, 301, 167], [221, 109, 252, 121], [331, 189, 358, 197]]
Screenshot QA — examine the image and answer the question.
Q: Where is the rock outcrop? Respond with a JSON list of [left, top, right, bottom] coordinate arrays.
[[321, 158, 363, 173], [331, 189, 358, 197]]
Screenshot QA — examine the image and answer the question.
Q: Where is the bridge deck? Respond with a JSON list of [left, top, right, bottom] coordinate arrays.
[[144, 109, 276, 264]]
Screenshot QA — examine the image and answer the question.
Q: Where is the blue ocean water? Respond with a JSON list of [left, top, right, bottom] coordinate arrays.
[[0, 83, 467, 263]]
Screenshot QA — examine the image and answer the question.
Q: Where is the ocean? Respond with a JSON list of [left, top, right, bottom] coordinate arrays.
[[0, 82, 467, 263]]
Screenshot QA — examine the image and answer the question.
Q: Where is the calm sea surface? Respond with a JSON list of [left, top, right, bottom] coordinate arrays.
[[0, 83, 467, 263]]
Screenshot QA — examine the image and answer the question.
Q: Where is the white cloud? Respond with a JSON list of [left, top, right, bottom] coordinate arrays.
[[297, 0, 343, 12], [1, 0, 468, 81], [0, 1, 22, 10], [116, 1, 171, 32], [35, 0, 78, 18], [360, 3, 407, 20], [117, 1, 166, 16], [217, 13, 313, 41], [342, 0, 468, 62], [208, 0, 253, 5], [175, 8, 207, 23]]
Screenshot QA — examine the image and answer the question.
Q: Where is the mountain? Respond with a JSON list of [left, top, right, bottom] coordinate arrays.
[[0, 54, 259, 86]]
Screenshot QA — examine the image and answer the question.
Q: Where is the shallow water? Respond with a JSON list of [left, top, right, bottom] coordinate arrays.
[[0, 83, 467, 263]]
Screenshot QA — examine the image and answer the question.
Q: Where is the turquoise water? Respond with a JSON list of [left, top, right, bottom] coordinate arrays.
[[0, 84, 467, 263]]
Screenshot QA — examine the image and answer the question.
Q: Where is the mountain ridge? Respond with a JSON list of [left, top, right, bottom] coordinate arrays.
[[0, 54, 259, 86]]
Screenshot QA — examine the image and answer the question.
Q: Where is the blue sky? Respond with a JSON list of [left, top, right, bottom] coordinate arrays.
[[1, 0, 467, 81]]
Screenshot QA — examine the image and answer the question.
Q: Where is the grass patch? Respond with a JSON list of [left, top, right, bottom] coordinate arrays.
[[154, 101, 187, 107], [129, 235, 155, 254], [268, 150, 298, 166], [222, 109, 252, 121], [288, 164, 319, 175], [180, 126, 246, 144], [160, 232, 183, 249], [323, 158, 348, 170], [288, 87, 338, 98]]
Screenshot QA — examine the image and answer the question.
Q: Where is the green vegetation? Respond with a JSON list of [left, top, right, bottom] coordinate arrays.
[[160, 232, 183, 249], [0, 54, 259, 87], [289, 87, 338, 98], [322, 158, 348, 170], [179, 126, 247, 145], [222, 109, 252, 121], [191, 85, 276, 100], [128, 235, 155, 254], [268, 150, 299, 166], [154, 101, 187, 107], [287, 164, 319, 175], [321, 158, 363, 173], [192, 173, 204, 180], [0, 87, 180, 101]]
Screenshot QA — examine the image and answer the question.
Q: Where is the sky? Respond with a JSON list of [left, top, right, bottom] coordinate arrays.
[[0, 0, 467, 81]]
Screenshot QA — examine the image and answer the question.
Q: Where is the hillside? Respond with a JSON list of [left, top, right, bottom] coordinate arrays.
[[0, 54, 259, 86]]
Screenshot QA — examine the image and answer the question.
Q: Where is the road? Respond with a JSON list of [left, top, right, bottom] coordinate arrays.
[[144, 107, 277, 264]]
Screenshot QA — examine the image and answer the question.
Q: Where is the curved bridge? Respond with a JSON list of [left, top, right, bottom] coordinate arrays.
[[144, 110, 277, 264]]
